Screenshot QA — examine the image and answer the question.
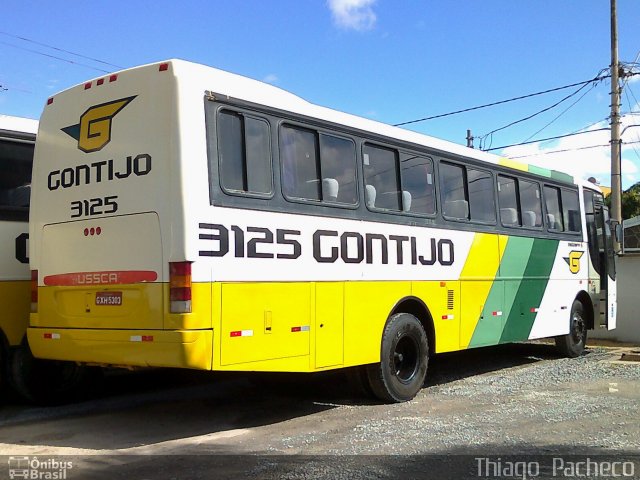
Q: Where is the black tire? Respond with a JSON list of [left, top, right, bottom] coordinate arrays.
[[366, 313, 429, 403], [344, 365, 374, 398], [7, 342, 101, 405], [0, 341, 5, 397], [555, 299, 588, 358]]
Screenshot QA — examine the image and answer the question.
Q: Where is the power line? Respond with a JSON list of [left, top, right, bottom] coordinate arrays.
[[500, 69, 640, 160], [480, 69, 639, 150], [0, 82, 31, 94], [484, 116, 640, 154], [621, 50, 640, 88], [567, 117, 609, 135], [622, 87, 640, 163], [625, 82, 640, 110], [0, 40, 112, 73], [507, 140, 640, 160], [483, 128, 610, 152], [478, 74, 606, 150], [508, 143, 610, 159], [0, 31, 122, 69], [520, 82, 597, 143], [483, 110, 640, 153], [392, 73, 610, 127], [621, 124, 640, 135]]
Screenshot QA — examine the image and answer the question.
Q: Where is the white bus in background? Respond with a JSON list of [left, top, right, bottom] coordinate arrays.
[[0, 114, 94, 403]]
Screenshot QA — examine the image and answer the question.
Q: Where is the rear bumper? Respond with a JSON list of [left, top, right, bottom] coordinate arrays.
[[27, 327, 213, 370]]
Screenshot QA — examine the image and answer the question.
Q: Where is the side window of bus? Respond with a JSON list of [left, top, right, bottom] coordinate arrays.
[[519, 179, 542, 228], [362, 144, 432, 214], [440, 162, 495, 223], [319, 134, 357, 204], [281, 125, 357, 205], [498, 175, 520, 226], [399, 153, 435, 215], [217, 110, 272, 195], [562, 189, 581, 232], [440, 162, 467, 220], [467, 167, 495, 223], [498, 176, 543, 228], [0, 139, 33, 219], [363, 144, 401, 210], [281, 125, 320, 200], [543, 186, 564, 231]]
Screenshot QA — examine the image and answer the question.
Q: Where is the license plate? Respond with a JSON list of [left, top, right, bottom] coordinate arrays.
[[95, 291, 122, 306]]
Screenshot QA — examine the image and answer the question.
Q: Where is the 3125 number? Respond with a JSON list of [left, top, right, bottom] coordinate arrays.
[[71, 195, 118, 218]]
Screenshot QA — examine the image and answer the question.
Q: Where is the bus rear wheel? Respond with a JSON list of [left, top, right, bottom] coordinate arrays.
[[366, 313, 429, 403], [555, 299, 587, 358], [7, 342, 100, 405]]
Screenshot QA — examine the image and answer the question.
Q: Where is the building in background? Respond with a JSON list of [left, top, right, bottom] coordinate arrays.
[[624, 215, 640, 252], [591, 215, 640, 344]]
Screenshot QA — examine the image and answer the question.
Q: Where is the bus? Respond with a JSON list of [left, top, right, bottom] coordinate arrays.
[[27, 60, 617, 403], [0, 114, 93, 404]]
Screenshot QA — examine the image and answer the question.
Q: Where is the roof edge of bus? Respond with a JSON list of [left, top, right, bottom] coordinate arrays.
[[51, 59, 180, 94], [0, 114, 38, 135], [170, 60, 585, 186], [169, 58, 311, 105], [577, 177, 603, 192], [46, 58, 584, 187]]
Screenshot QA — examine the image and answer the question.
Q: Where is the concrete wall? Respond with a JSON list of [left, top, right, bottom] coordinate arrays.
[[590, 253, 640, 344]]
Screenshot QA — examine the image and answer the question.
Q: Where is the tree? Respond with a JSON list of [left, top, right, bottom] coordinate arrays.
[[605, 182, 640, 220]]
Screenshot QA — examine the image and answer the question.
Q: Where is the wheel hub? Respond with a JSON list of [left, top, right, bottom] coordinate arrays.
[[571, 313, 585, 344], [393, 335, 419, 383]]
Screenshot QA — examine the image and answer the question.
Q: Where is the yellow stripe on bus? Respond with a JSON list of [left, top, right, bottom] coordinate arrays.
[[458, 233, 508, 349], [498, 157, 529, 172], [0, 280, 30, 346]]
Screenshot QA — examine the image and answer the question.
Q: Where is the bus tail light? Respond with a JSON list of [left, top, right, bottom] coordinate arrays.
[[30, 270, 38, 313], [169, 262, 192, 313]]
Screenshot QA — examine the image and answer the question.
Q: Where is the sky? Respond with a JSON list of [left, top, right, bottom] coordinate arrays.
[[1, 0, 639, 188]]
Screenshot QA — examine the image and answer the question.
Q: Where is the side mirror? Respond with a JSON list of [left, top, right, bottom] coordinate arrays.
[[614, 222, 623, 244]]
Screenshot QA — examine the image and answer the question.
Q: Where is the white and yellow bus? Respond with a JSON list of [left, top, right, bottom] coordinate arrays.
[[1, 115, 94, 403], [28, 60, 617, 402], [0, 114, 34, 398]]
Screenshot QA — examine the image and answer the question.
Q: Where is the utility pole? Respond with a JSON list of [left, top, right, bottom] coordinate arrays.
[[466, 129, 474, 148], [610, 0, 623, 251]]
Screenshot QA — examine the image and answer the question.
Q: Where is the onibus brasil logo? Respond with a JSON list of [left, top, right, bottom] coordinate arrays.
[[8, 456, 73, 479], [62, 96, 136, 153]]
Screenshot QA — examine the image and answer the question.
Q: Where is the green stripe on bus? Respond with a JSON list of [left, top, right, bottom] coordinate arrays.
[[499, 238, 559, 343], [527, 165, 574, 184], [498, 236, 534, 328], [528, 165, 551, 178], [549, 170, 575, 184], [468, 236, 534, 348]]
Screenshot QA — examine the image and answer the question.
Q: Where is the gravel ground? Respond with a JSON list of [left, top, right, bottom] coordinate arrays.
[[0, 342, 639, 479], [261, 345, 640, 456]]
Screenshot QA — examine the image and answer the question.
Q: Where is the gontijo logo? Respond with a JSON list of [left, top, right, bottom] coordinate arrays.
[[563, 250, 584, 274], [62, 96, 136, 153]]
